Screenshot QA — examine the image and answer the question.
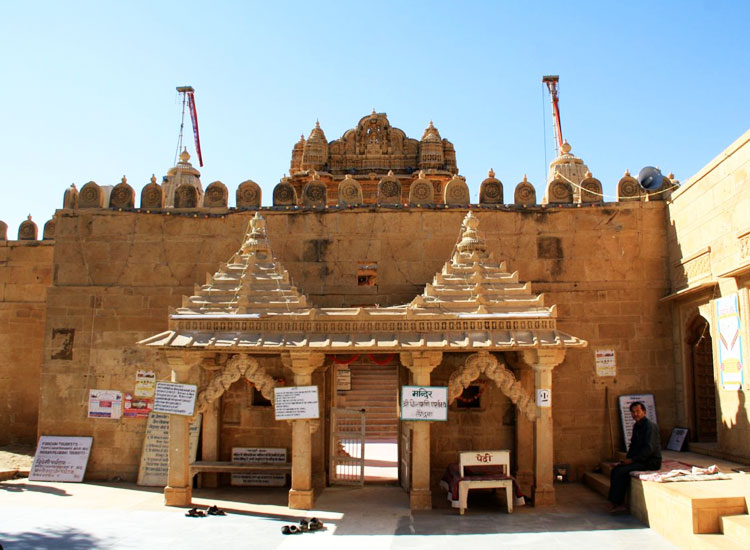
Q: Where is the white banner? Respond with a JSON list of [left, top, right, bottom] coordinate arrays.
[[274, 386, 319, 420], [29, 436, 93, 482], [401, 386, 448, 421], [153, 382, 197, 416]]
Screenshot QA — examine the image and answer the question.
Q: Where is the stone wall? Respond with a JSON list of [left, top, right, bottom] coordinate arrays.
[[38, 202, 674, 479], [0, 240, 54, 445], [666, 129, 750, 462]]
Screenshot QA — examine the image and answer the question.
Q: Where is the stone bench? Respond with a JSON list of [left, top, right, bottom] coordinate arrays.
[[189, 461, 292, 485]]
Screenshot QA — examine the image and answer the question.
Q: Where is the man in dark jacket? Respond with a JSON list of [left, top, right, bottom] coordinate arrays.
[[608, 401, 662, 513]]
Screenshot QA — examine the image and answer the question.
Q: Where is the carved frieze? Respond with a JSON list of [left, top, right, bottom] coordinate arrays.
[[673, 248, 711, 289]]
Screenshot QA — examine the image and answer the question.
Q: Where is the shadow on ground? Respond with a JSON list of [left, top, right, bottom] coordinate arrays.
[[0, 527, 109, 550]]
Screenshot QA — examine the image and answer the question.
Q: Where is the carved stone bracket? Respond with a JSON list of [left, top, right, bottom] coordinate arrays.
[[195, 354, 276, 413], [448, 351, 535, 421]]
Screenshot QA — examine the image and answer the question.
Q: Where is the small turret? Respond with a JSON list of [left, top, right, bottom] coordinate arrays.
[[301, 121, 328, 171], [419, 121, 444, 170], [162, 148, 203, 207], [290, 134, 306, 174]]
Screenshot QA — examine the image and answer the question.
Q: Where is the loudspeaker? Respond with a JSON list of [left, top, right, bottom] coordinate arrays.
[[637, 166, 664, 190]]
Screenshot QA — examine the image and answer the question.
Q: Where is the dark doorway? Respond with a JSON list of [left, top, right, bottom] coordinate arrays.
[[687, 316, 717, 442]]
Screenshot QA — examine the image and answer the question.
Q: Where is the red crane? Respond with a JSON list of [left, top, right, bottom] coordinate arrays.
[[542, 75, 564, 157], [175, 85, 204, 167]]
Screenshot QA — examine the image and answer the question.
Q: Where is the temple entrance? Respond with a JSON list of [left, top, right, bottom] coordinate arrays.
[[687, 316, 717, 442], [330, 355, 399, 484]]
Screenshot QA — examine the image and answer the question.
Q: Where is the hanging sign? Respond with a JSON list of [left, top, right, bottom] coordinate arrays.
[[136, 412, 202, 486], [153, 382, 197, 416], [716, 294, 744, 390], [595, 349, 617, 377], [336, 368, 351, 391], [29, 436, 93, 482], [274, 386, 319, 420], [135, 370, 156, 397], [88, 389, 123, 419], [400, 386, 448, 421]]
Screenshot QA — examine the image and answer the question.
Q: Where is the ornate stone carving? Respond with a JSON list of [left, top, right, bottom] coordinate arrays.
[[617, 171, 642, 202], [273, 180, 297, 206], [448, 352, 535, 421], [63, 184, 78, 209], [337, 174, 363, 206], [479, 169, 503, 204], [302, 173, 327, 207], [236, 180, 261, 208], [377, 171, 402, 204], [674, 248, 711, 289], [174, 184, 199, 208], [140, 176, 164, 209], [195, 354, 276, 413], [409, 171, 435, 205], [514, 177, 536, 205], [110, 176, 135, 209], [544, 178, 573, 204], [43, 219, 56, 240], [739, 232, 750, 261], [18, 215, 37, 240], [578, 173, 602, 204], [203, 181, 228, 208], [79, 181, 103, 208], [443, 175, 470, 205]]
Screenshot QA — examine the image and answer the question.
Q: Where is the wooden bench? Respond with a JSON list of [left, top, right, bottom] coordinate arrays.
[[189, 461, 292, 485], [442, 450, 513, 515]]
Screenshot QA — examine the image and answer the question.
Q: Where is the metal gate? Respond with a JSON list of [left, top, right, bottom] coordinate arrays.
[[329, 407, 366, 485]]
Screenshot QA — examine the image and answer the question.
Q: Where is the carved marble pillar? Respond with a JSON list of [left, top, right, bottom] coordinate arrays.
[[400, 351, 443, 510], [522, 349, 565, 507], [164, 351, 202, 506], [283, 351, 325, 510], [515, 364, 535, 497]]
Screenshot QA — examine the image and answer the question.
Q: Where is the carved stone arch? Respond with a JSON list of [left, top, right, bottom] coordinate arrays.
[[110, 179, 135, 209], [578, 176, 603, 204], [204, 181, 228, 207], [79, 181, 103, 208], [443, 176, 470, 205], [617, 173, 642, 202], [479, 172, 503, 204], [448, 351, 535, 421], [408, 175, 435, 206], [195, 354, 277, 414], [236, 180, 261, 208], [302, 178, 327, 207], [544, 178, 573, 204], [377, 174, 402, 204], [18, 217, 38, 240], [273, 180, 297, 206], [43, 218, 56, 240], [337, 174, 363, 206], [174, 184, 199, 208]]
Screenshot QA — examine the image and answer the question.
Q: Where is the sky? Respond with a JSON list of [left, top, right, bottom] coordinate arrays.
[[1, 0, 748, 234]]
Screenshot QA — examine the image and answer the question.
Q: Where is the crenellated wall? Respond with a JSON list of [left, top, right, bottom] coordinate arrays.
[[35, 202, 674, 479]]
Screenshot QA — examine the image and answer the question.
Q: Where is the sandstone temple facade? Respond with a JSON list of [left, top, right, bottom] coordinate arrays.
[[1, 112, 748, 510]]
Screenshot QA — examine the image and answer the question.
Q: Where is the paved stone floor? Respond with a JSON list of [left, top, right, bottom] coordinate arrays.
[[0, 479, 676, 549]]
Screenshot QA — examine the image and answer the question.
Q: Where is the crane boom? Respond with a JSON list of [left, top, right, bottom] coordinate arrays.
[[542, 75, 564, 157]]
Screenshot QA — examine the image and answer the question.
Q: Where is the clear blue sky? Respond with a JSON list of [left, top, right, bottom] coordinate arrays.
[[2, 1, 748, 234]]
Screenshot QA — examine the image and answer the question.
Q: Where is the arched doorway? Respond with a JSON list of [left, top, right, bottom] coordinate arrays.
[[687, 316, 717, 442]]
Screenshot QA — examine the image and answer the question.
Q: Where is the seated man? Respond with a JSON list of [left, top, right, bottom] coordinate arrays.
[[608, 401, 662, 513]]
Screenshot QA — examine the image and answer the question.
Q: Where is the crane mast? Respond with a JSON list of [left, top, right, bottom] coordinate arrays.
[[542, 75, 564, 157]]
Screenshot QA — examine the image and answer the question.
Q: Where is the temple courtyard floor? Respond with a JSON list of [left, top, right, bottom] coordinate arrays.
[[0, 478, 677, 549]]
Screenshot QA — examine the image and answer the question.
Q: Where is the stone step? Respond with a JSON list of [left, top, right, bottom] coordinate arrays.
[[721, 514, 750, 545], [582, 471, 609, 498], [693, 533, 748, 550]]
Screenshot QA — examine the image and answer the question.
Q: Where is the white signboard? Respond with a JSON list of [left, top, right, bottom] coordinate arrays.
[[88, 389, 122, 419], [536, 388, 551, 408], [401, 386, 448, 421], [618, 394, 658, 449], [29, 436, 93, 482], [231, 447, 287, 486], [135, 370, 156, 397], [136, 412, 202, 486], [274, 386, 319, 420], [595, 349, 617, 377], [153, 382, 197, 416]]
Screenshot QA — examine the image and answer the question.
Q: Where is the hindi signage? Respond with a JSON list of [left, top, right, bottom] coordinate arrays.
[[336, 368, 352, 391], [136, 412, 202, 486], [153, 382, 197, 416], [595, 349, 617, 377], [135, 370, 156, 397], [231, 447, 287, 486], [401, 386, 448, 421], [274, 386, 319, 420], [88, 389, 122, 419], [618, 394, 657, 449], [29, 436, 93, 482]]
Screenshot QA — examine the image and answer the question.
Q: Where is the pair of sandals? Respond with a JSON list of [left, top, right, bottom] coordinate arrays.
[[185, 505, 226, 517], [281, 517, 324, 534]]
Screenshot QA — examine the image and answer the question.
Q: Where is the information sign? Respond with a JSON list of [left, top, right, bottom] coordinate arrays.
[[136, 412, 201, 486], [231, 447, 287, 486], [401, 386, 448, 421], [88, 389, 123, 419], [135, 370, 156, 397], [153, 382, 197, 416], [274, 386, 319, 420], [595, 349, 617, 377], [536, 388, 551, 408], [29, 436, 93, 482]]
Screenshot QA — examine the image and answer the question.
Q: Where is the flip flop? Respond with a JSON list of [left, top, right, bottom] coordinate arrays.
[[206, 505, 226, 516], [281, 525, 291, 535], [299, 519, 310, 532], [309, 517, 324, 531], [185, 508, 205, 517]]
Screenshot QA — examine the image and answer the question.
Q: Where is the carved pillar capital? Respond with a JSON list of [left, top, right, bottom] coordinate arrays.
[[521, 349, 566, 370], [165, 350, 204, 377], [400, 351, 442, 372]]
